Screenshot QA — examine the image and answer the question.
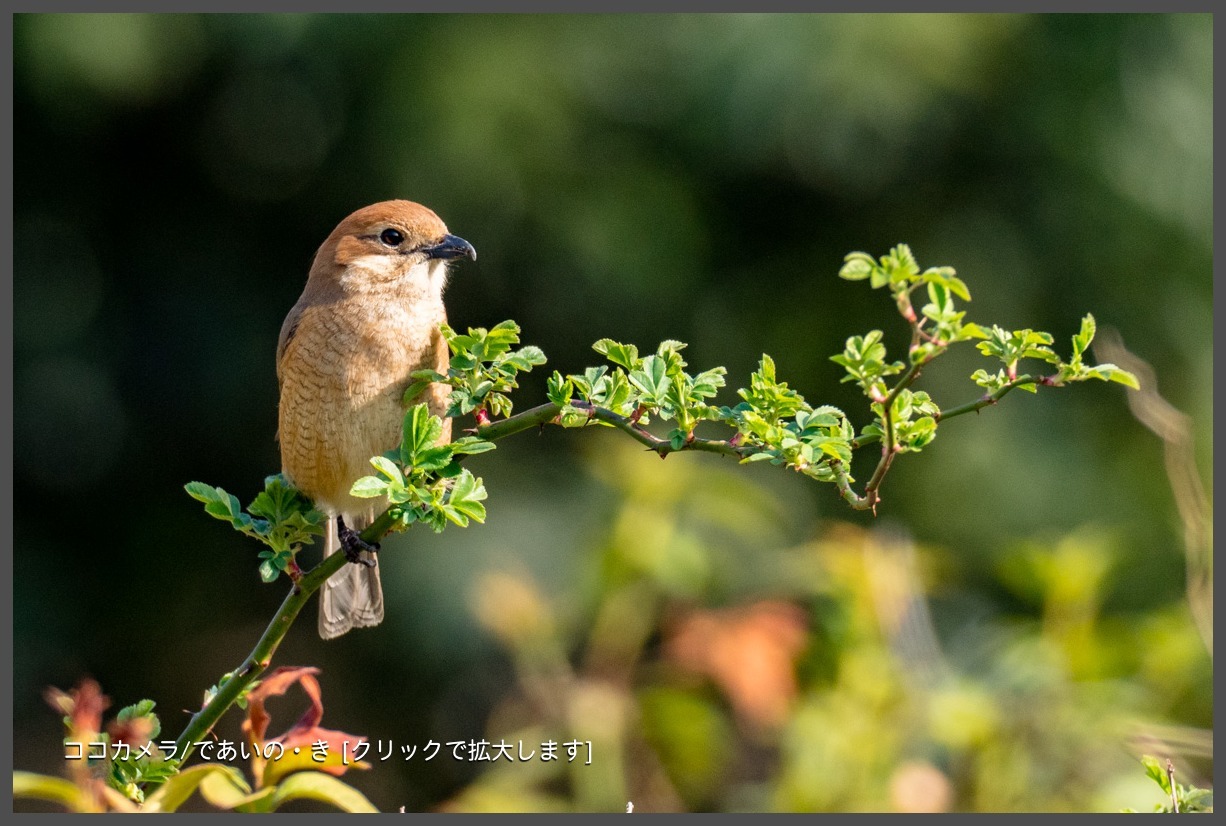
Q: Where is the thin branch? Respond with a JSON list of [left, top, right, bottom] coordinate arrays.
[[168, 513, 394, 771], [859, 357, 927, 512], [935, 374, 1050, 422], [467, 401, 559, 441], [473, 400, 754, 460]]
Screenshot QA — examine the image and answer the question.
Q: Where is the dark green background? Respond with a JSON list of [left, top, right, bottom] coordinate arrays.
[[13, 13, 1212, 812]]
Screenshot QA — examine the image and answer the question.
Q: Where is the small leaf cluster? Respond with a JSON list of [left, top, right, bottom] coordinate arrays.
[[18, 673, 378, 812], [1118, 755, 1213, 813], [547, 342, 857, 482], [862, 389, 940, 453], [105, 701, 177, 802], [185, 475, 326, 583], [407, 320, 546, 418], [832, 246, 990, 455], [349, 403, 493, 532], [549, 339, 727, 448], [839, 244, 985, 364], [718, 355, 855, 480], [829, 324, 944, 457], [830, 330, 903, 401], [973, 314, 1139, 394]]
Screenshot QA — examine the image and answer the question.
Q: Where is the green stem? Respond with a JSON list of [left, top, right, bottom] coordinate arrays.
[[858, 359, 927, 511], [473, 400, 753, 460], [168, 515, 396, 771], [936, 374, 1045, 421], [470, 401, 560, 441]]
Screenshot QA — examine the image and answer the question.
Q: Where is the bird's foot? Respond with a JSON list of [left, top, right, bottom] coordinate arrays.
[[337, 515, 379, 568]]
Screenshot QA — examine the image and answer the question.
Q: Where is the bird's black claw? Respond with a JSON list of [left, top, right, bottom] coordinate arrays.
[[337, 515, 379, 567]]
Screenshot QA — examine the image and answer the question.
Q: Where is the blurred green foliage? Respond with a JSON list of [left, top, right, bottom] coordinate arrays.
[[13, 13, 1210, 812]]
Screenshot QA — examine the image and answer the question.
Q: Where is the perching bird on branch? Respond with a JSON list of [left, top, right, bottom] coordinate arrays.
[[276, 200, 476, 639]]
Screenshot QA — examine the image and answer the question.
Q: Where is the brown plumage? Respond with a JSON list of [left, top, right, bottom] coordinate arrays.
[[276, 200, 475, 639]]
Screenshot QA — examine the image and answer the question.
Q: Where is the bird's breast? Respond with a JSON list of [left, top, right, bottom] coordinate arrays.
[[278, 296, 449, 513]]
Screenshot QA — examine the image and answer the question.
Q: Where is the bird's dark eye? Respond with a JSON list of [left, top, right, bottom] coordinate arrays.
[[379, 228, 404, 247]]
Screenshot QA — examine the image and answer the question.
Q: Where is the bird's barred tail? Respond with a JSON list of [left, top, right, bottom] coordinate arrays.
[[318, 512, 384, 639]]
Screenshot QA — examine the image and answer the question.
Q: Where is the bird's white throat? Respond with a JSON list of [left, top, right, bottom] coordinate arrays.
[[341, 255, 449, 303]]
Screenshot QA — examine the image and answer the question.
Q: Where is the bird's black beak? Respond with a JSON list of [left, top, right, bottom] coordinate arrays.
[[422, 234, 477, 262]]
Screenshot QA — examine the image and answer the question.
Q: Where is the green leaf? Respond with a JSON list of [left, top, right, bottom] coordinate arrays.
[[556, 404, 591, 428], [546, 371, 574, 407], [402, 377, 437, 406], [265, 772, 379, 813], [184, 481, 222, 505], [195, 765, 257, 810], [400, 403, 443, 467], [921, 266, 970, 301], [691, 366, 727, 399], [883, 243, 920, 283], [593, 338, 641, 370], [449, 436, 496, 456], [115, 700, 161, 739], [450, 352, 478, 371], [350, 476, 389, 498], [12, 771, 91, 812], [839, 252, 876, 281], [505, 345, 547, 370], [413, 445, 454, 473], [186, 483, 244, 524], [484, 319, 523, 353], [443, 469, 488, 527], [247, 475, 312, 525], [1140, 755, 1171, 795], [368, 455, 405, 487], [759, 353, 777, 382], [1071, 313, 1096, 362], [958, 322, 988, 340], [1180, 787, 1212, 811], [258, 559, 278, 583], [629, 354, 670, 403], [1085, 364, 1140, 390]]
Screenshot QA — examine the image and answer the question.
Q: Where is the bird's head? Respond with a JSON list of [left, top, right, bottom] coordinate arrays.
[[307, 200, 476, 300]]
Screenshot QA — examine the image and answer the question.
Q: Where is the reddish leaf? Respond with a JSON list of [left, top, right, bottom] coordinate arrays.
[[240, 666, 368, 786], [44, 678, 110, 741]]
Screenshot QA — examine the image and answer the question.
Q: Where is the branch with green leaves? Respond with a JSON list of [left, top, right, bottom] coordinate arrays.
[[140, 244, 1138, 803], [415, 244, 1137, 514]]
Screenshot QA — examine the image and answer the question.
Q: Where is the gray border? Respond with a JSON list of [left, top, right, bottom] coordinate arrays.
[[2, 9, 11, 817], [6, 7, 1218, 817]]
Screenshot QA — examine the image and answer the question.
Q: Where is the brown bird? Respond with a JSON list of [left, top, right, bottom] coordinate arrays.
[[276, 200, 475, 639]]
